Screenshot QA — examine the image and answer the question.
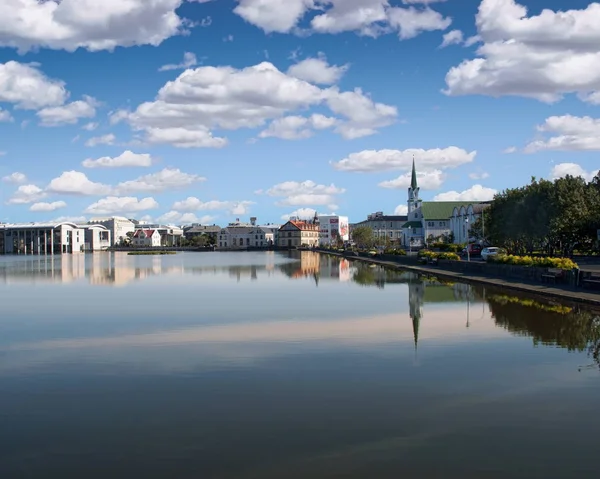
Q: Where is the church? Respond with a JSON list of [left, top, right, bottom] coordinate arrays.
[[401, 160, 490, 248]]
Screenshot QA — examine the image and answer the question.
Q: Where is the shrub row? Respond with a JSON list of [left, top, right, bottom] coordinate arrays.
[[488, 254, 579, 270], [418, 250, 461, 261], [383, 248, 407, 256], [430, 242, 464, 253]]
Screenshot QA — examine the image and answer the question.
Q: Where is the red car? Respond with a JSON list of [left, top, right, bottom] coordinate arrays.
[[461, 244, 482, 257]]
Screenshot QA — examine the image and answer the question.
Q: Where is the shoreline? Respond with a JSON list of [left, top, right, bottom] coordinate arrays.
[[315, 249, 600, 309]]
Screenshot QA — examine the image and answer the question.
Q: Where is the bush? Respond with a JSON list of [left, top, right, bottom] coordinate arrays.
[[489, 254, 578, 270], [438, 252, 460, 261], [417, 250, 460, 261], [430, 242, 463, 253], [384, 248, 407, 256]]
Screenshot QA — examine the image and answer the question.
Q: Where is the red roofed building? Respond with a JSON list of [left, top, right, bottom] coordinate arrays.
[[132, 228, 161, 247], [278, 220, 320, 248]]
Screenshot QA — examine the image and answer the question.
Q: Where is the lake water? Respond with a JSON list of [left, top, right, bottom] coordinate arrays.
[[1, 251, 599, 478]]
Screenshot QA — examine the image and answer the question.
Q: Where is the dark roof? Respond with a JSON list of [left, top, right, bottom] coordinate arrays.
[[411, 158, 418, 190], [354, 215, 408, 224], [403, 221, 422, 228], [184, 225, 221, 234]]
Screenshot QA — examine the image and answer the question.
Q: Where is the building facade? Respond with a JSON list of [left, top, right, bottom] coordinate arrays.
[[2, 222, 86, 254], [81, 225, 111, 251], [277, 220, 320, 248], [183, 224, 221, 243], [88, 216, 135, 246], [132, 229, 162, 247], [136, 224, 184, 246], [449, 203, 490, 244], [318, 215, 350, 246], [351, 212, 407, 245]]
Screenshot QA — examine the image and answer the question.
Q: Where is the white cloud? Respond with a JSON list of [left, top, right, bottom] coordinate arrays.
[[550, 163, 599, 182], [116, 61, 397, 145], [82, 151, 153, 169], [172, 197, 254, 215], [468, 172, 490, 180], [262, 180, 344, 209], [0, 61, 67, 109], [115, 168, 205, 194], [440, 29, 463, 47], [332, 147, 476, 172], [433, 184, 497, 202], [281, 208, 318, 221], [503, 146, 517, 154], [156, 211, 216, 225], [85, 134, 116, 147], [444, 0, 600, 104], [0, 0, 193, 53], [82, 122, 98, 131], [51, 215, 87, 224], [259, 114, 338, 140], [0, 107, 13, 122], [2, 172, 27, 184], [7, 184, 47, 204], [30, 201, 67, 212], [233, 0, 314, 34], [287, 55, 349, 85], [37, 95, 98, 127], [84, 196, 159, 215], [159, 52, 198, 71], [386, 5, 451, 40], [524, 115, 600, 152], [47, 171, 111, 196], [394, 204, 408, 215], [379, 169, 445, 190]]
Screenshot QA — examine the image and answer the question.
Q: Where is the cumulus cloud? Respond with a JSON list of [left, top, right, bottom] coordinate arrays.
[[379, 169, 445, 190], [84, 196, 159, 215], [7, 184, 47, 204], [82, 151, 153, 169], [440, 29, 463, 47], [114, 60, 397, 146], [394, 204, 408, 215], [82, 122, 98, 131], [433, 184, 497, 202], [171, 197, 254, 215], [46, 171, 111, 196], [0, 61, 67, 109], [444, 0, 600, 104], [2, 172, 27, 184], [332, 147, 476, 172], [550, 163, 599, 182], [261, 180, 344, 209], [468, 172, 490, 180], [156, 211, 216, 225], [287, 55, 349, 85], [85, 134, 116, 147], [524, 115, 600, 152], [0, 107, 13, 122], [37, 95, 99, 127], [281, 208, 319, 221], [259, 114, 338, 140], [0, 0, 195, 53], [30, 201, 67, 212], [159, 52, 198, 71]]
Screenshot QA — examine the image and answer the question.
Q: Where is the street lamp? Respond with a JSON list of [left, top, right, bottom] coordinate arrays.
[[465, 217, 470, 262]]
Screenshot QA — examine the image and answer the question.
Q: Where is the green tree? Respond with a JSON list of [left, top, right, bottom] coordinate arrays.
[[351, 226, 375, 248]]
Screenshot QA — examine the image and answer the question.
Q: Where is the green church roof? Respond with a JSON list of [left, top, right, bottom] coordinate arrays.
[[420, 202, 471, 220], [403, 221, 422, 228], [411, 158, 418, 190]]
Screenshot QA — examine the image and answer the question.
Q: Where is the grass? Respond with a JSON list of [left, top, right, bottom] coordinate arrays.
[[127, 251, 177, 256]]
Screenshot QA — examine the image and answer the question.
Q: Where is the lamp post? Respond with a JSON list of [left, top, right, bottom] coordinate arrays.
[[465, 217, 470, 262]]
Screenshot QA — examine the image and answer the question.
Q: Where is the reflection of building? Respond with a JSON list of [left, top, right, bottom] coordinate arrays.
[[280, 251, 320, 279], [318, 254, 351, 282], [278, 220, 320, 248], [318, 215, 349, 246]]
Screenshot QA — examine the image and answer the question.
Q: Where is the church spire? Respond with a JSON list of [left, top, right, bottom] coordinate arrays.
[[411, 156, 418, 190]]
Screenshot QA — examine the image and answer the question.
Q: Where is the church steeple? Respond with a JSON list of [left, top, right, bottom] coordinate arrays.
[[407, 156, 421, 215]]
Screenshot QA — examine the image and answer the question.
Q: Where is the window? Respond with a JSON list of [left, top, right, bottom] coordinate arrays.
[[414, 213, 417, 218], [389, 232, 393, 238], [412, 228, 417, 234], [390, 222, 393, 227], [439, 222, 444, 227]]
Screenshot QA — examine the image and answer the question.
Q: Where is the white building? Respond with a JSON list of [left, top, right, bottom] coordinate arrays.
[[88, 216, 135, 246], [318, 215, 350, 246], [80, 224, 111, 251], [218, 218, 268, 249], [132, 228, 162, 247], [259, 225, 280, 246], [135, 224, 184, 246], [449, 203, 490, 244], [2, 222, 86, 254]]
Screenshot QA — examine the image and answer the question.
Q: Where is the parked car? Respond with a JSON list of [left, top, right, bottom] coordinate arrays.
[[481, 247, 506, 261], [461, 244, 482, 257]]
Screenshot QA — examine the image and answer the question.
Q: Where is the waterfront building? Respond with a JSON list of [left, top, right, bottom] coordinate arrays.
[[218, 217, 268, 249], [259, 225, 280, 246], [88, 216, 135, 246], [449, 203, 491, 244], [277, 219, 320, 248], [79, 224, 112, 251], [351, 211, 407, 245], [1, 222, 87, 254], [132, 228, 162, 247], [318, 215, 350, 246], [183, 224, 221, 243], [134, 224, 184, 246]]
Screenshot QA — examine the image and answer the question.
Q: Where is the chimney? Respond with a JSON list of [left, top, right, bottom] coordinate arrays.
[[250, 217, 257, 226]]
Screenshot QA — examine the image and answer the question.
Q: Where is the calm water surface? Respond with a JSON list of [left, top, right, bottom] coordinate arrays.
[[1, 251, 599, 478]]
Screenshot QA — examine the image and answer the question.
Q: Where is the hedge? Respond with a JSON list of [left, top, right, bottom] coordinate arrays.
[[383, 248, 407, 256], [488, 254, 578, 270], [418, 249, 460, 261], [431, 242, 464, 253]]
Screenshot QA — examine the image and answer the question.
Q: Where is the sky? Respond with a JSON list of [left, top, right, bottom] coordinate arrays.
[[1, 0, 600, 226]]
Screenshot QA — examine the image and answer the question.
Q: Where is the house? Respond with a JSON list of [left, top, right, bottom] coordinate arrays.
[[318, 215, 350, 246], [277, 220, 320, 248], [132, 229, 161, 247], [136, 224, 184, 246], [218, 218, 268, 249], [351, 211, 407, 245], [88, 216, 135, 246], [1, 222, 86, 254]]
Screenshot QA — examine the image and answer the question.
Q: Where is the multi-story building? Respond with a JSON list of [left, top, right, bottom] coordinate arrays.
[[277, 220, 320, 248], [183, 224, 221, 243], [259, 225, 280, 246], [218, 217, 268, 249], [449, 203, 491, 244], [135, 224, 184, 246], [132, 228, 162, 247], [80, 225, 112, 251], [88, 216, 136, 246], [1, 222, 86, 254], [351, 212, 407, 245], [318, 215, 350, 246]]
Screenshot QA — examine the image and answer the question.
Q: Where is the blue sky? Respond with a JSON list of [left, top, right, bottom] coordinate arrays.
[[1, 0, 600, 226]]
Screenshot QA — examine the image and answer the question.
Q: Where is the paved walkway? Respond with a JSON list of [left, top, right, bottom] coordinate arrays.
[[332, 253, 600, 308]]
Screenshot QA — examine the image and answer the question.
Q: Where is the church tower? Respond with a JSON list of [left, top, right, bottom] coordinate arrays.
[[407, 157, 422, 215]]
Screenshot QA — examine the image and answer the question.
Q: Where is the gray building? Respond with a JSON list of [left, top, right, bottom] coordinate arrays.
[[351, 212, 408, 245]]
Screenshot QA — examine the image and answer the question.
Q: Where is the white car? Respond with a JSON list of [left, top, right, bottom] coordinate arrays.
[[481, 247, 506, 261]]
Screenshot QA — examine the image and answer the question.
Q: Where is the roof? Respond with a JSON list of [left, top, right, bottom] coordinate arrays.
[[1, 221, 82, 229], [133, 229, 156, 238], [354, 215, 408, 225], [287, 220, 319, 231], [403, 221, 422, 228], [411, 158, 418, 190], [260, 226, 278, 234], [421, 202, 472, 220], [184, 225, 221, 234], [222, 226, 256, 234]]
